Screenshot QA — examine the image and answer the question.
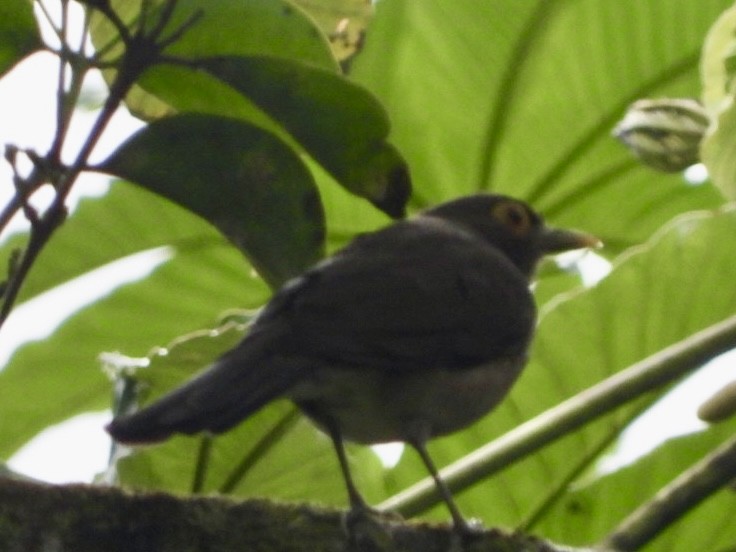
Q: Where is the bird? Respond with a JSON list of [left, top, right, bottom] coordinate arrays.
[[106, 193, 599, 532]]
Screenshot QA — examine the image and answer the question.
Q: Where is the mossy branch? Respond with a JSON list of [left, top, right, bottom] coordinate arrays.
[[0, 477, 586, 552]]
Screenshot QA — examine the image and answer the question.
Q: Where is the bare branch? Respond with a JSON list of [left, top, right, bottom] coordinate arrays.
[[600, 433, 736, 551]]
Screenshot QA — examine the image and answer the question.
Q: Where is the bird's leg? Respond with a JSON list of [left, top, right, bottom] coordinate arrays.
[[328, 425, 371, 515], [328, 426, 399, 549], [409, 439, 473, 534]]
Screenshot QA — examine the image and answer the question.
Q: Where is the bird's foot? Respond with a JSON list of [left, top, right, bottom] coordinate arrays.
[[446, 518, 487, 552], [453, 516, 485, 536], [343, 504, 402, 551]]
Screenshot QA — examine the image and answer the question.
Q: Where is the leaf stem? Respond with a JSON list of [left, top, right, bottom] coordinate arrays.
[[192, 435, 213, 493], [219, 408, 301, 494]]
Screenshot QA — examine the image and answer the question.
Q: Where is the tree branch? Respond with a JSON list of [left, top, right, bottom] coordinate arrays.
[[0, 477, 584, 552], [599, 432, 736, 551]]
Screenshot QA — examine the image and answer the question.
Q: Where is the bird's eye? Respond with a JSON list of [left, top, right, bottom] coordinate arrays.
[[491, 201, 532, 236]]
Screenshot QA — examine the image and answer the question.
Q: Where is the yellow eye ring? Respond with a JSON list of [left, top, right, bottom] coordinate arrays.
[[491, 201, 532, 236]]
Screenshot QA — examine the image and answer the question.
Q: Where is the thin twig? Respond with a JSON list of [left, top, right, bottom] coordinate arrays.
[[0, 195, 23, 237], [94, 1, 132, 45], [0, 0, 199, 330], [79, 5, 92, 55], [219, 408, 301, 494], [158, 8, 204, 50], [149, 0, 177, 39], [49, 1, 89, 165], [35, 0, 64, 44], [0, 204, 67, 325], [192, 435, 213, 493], [139, 0, 152, 34]]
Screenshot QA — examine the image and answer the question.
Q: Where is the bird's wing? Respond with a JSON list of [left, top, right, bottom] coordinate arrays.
[[264, 218, 536, 372]]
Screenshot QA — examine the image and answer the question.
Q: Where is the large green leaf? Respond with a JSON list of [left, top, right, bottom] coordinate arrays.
[[195, 56, 410, 217], [0, 0, 41, 78], [98, 113, 325, 288], [5, 184, 222, 305], [89, 1, 409, 217], [548, 419, 736, 550], [0, 182, 270, 459], [700, 2, 736, 200], [291, 0, 374, 64], [701, 0, 736, 110], [352, 0, 728, 253], [133, 54, 410, 218], [701, 102, 736, 200], [134, 56, 411, 218], [88, 0, 337, 120]]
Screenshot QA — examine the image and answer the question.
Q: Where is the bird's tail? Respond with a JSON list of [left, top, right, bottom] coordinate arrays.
[[106, 330, 304, 444]]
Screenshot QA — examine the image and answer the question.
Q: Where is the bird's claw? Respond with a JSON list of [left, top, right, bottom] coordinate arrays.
[[343, 505, 402, 551], [454, 516, 485, 536]]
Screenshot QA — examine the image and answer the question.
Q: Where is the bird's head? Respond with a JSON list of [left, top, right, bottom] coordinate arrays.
[[423, 194, 601, 278]]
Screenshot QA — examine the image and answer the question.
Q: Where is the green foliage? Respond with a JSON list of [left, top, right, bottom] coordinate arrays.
[[352, 0, 724, 250], [2, 1, 736, 550], [136, 55, 410, 217], [701, 2, 736, 200], [0, 183, 270, 457], [88, 0, 338, 119], [546, 418, 736, 549], [100, 113, 326, 288], [0, 0, 41, 78]]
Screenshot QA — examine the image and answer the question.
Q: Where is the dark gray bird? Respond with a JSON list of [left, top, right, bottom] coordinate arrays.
[[106, 194, 599, 531]]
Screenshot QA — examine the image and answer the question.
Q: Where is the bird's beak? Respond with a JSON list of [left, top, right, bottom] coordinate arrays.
[[538, 227, 602, 253]]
